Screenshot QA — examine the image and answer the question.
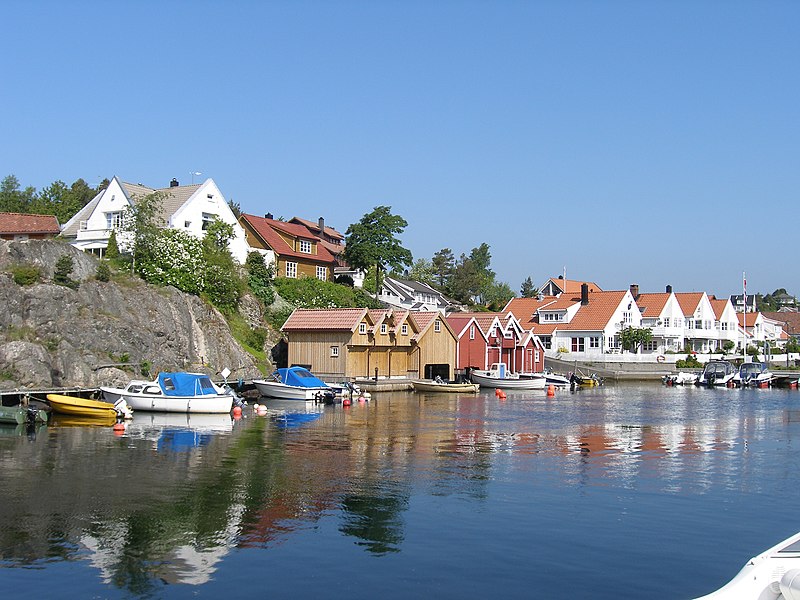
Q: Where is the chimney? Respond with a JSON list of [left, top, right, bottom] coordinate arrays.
[[318, 216, 325, 233], [666, 284, 673, 294], [581, 283, 589, 305], [170, 178, 179, 187], [265, 212, 273, 220], [630, 284, 639, 299]]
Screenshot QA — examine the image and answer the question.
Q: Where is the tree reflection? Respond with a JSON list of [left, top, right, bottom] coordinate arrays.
[[339, 493, 408, 555]]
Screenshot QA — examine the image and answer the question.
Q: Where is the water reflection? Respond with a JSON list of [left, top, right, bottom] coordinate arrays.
[[0, 385, 797, 597]]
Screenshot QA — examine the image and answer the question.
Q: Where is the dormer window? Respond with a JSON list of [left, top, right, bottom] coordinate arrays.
[[359, 322, 367, 335], [401, 324, 408, 335], [299, 240, 312, 253], [380, 324, 387, 334]]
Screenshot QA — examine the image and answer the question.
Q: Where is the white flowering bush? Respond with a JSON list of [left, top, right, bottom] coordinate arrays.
[[139, 230, 204, 295]]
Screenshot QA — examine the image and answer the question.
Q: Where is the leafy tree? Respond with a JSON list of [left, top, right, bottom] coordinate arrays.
[[448, 254, 482, 304], [343, 206, 412, 293], [227, 198, 242, 219], [407, 258, 435, 285], [619, 326, 653, 353], [106, 230, 120, 260], [485, 281, 515, 311], [121, 191, 165, 274], [246, 251, 275, 306], [520, 276, 536, 298], [201, 218, 243, 311], [0, 175, 35, 213], [431, 248, 455, 288]]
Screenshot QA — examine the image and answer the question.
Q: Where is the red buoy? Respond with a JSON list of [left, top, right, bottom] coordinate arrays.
[[232, 406, 242, 418], [547, 384, 555, 397]]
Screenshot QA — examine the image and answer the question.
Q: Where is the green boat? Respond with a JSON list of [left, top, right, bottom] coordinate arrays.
[[0, 405, 48, 425]]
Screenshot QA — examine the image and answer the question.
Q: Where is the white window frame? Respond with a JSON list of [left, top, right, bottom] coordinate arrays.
[[316, 265, 326, 280], [105, 211, 124, 230], [401, 324, 408, 335], [201, 212, 215, 231], [434, 320, 441, 333], [330, 345, 339, 358], [285, 261, 297, 278], [469, 325, 475, 340], [380, 323, 387, 334], [299, 239, 312, 253], [359, 322, 367, 335]]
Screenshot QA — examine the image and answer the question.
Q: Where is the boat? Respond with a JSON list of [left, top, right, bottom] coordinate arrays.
[[412, 378, 480, 393], [732, 362, 774, 388], [101, 372, 234, 414], [47, 393, 131, 419], [696, 360, 736, 387], [253, 366, 337, 401], [570, 372, 604, 387], [663, 371, 699, 386], [325, 380, 372, 400], [694, 530, 800, 599], [0, 405, 48, 425], [470, 363, 546, 390], [521, 368, 570, 388]]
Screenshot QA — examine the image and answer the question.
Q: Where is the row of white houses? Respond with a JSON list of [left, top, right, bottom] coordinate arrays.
[[503, 281, 787, 359]]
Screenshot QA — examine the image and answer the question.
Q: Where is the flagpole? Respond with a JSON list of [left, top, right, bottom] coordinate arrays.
[[742, 271, 747, 362]]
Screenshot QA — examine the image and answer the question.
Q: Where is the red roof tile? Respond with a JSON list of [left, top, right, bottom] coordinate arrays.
[[636, 293, 670, 317], [675, 292, 705, 317], [240, 214, 336, 263], [558, 291, 628, 331], [281, 308, 367, 331], [0, 212, 60, 235]]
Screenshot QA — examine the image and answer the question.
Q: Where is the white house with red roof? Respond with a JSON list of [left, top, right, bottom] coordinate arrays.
[[61, 176, 249, 262], [635, 286, 686, 353], [709, 296, 742, 351], [674, 292, 720, 353], [738, 312, 786, 350], [538, 276, 602, 297]]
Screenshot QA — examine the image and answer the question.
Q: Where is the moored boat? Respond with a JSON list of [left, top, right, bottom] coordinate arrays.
[[0, 405, 48, 425], [696, 360, 736, 387], [101, 372, 234, 414], [253, 367, 337, 401], [732, 361, 774, 388], [412, 379, 480, 393], [663, 371, 699, 386], [47, 394, 129, 419], [470, 363, 546, 390], [694, 530, 800, 599]]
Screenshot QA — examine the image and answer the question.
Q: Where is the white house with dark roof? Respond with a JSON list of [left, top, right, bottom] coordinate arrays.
[[377, 277, 454, 313], [61, 176, 249, 263]]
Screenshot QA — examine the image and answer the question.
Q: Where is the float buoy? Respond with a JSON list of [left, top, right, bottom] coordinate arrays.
[[657, 355, 666, 363], [547, 384, 555, 397], [232, 406, 242, 418]]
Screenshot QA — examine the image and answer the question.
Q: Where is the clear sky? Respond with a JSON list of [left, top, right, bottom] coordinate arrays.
[[3, 1, 797, 298]]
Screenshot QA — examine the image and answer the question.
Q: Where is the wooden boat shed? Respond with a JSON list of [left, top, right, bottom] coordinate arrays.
[[280, 308, 457, 382]]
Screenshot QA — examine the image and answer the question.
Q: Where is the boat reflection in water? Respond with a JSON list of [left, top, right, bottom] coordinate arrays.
[[0, 385, 798, 599]]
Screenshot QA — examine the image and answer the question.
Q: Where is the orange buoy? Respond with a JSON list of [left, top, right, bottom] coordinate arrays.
[[498, 390, 507, 400], [547, 384, 555, 397], [343, 397, 352, 406], [232, 406, 242, 418], [112, 422, 125, 436]]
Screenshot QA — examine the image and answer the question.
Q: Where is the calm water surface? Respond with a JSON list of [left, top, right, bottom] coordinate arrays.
[[1, 384, 799, 599]]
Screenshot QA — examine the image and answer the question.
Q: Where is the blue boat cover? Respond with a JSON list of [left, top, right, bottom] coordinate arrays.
[[273, 367, 328, 389], [158, 372, 219, 397]]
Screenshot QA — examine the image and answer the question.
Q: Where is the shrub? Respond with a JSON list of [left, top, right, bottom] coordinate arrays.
[[54, 255, 79, 289], [11, 264, 41, 285], [96, 260, 111, 282], [676, 354, 701, 368]]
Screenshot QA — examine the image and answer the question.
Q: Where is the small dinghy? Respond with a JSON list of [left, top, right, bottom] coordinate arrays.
[[47, 394, 132, 419]]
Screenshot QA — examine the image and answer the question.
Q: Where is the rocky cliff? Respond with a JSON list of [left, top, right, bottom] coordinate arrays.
[[0, 239, 264, 390]]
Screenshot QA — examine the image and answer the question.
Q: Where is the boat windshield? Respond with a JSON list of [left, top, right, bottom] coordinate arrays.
[[740, 363, 764, 376]]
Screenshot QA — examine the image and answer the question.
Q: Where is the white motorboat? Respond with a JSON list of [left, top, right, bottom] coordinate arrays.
[[470, 363, 546, 390], [694, 530, 800, 599], [696, 360, 737, 387], [412, 379, 480, 393], [253, 366, 336, 401], [733, 362, 775, 388], [101, 372, 235, 414], [663, 371, 699, 386]]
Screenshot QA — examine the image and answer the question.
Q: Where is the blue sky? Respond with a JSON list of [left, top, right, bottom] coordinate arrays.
[[3, 1, 797, 298]]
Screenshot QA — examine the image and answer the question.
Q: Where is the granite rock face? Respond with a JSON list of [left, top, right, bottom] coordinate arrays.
[[0, 240, 263, 390]]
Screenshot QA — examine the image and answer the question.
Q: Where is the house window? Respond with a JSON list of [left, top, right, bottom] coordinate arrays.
[[589, 337, 600, 349], [299, 240, 312, 253], [663, 317, 670, 328], [286, 262, 297, 278], [541, 336, 552, 349], [380, 324, 387, 334], [534, 350, 540, 362], [330, 345, 339, 358], [623, 311, 632, 324], [316, 266, 326, 280], [201, 212, 215, 231], [434, 320, 441, 333], [469, 325, 475, 340], [675, 318, 683, 328], [401, 324, 408, 335], [721, 322, 729, 331], [643, 341, 659, 351], [571, 337, 585, 352], [184, 220, 191, 228], [105, 211, 124, 230], [359, 322, 367, 334]]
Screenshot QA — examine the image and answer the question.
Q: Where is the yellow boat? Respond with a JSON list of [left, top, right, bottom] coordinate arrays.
[[46, 394, 118, 418]]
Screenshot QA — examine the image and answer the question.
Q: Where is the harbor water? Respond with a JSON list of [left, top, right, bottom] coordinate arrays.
[[1, 383, 799, 599]]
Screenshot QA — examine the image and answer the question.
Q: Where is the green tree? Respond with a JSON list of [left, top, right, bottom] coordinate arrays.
[[53, 255, 78, 289], [0, 175, 35, 213], [106, 230, 120, 260], [343, 206, 412, 293], [485, 281, 515, 311], [122, 191, 165, 274], [448, 254, 482, 304], [201, 218, 243, 311], [407, 258, 435, 285], [520, 276, 536, 298], [246, 251, 275, 306], [619, 326, 653, 354], [431, 248, 455, 288]]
